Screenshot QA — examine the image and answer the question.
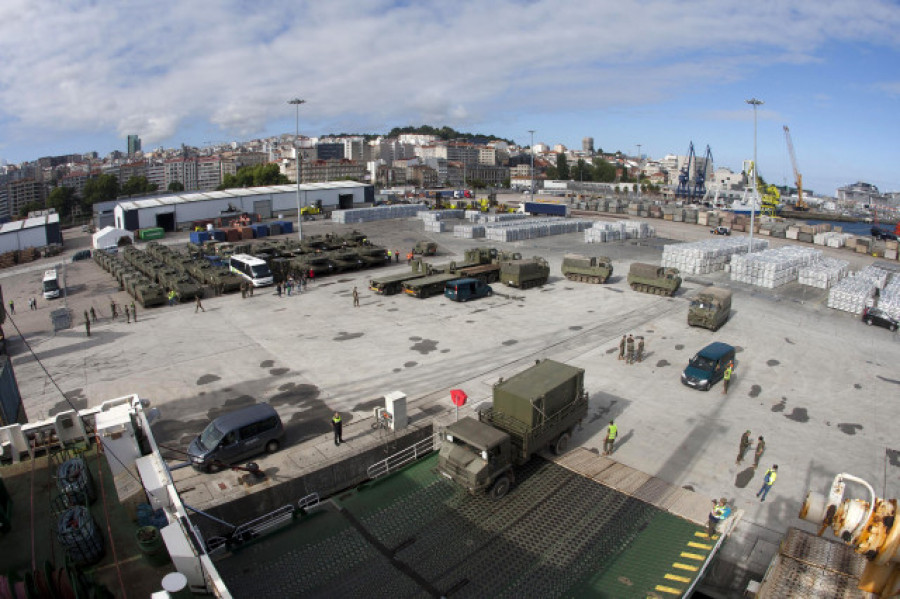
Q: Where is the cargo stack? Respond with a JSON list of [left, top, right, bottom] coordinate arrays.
[[584, 220, 655, 243], [827, 275, 878, 314], [452, 224, 486, 239], [331, 204, 428, 224], [661, 237, 768, 275], [877, 277, 900, 319], [813, 232, 853, 248], [798, 257, 850, 289], [885, 240, 899, 261], [730, 246, 821, 288], [484, 218, 592, 242]]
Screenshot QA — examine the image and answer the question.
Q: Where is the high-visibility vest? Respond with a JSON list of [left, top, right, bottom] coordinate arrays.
[[724, 366, 733, 380], [607, 424, 618, 440], [764, 469, 777, 486], [712, 504, 726, 519], [332, 415, 342, 425]]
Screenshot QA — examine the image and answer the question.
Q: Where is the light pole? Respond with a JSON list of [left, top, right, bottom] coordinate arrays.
[[746, 98, 763, 254], [636, 143, 642, 199], [528, 130, 535, 197], [288, 98, 306, 241]]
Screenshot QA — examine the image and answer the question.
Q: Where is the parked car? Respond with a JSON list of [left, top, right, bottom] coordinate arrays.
[[710, 226, 731, 236], [681, 342, 736, 391], [862, 307, 898, 332], [188, 403, 284, 472]]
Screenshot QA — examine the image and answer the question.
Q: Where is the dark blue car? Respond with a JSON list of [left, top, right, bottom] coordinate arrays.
[[681, 342, 736, 391]]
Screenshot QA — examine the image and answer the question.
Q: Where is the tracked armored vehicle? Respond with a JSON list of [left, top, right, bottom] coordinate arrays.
[[627, 262, 681, 296], [561, 253, 613, 284], [688, 287, 732, 331], [499, 257, 550, 289]]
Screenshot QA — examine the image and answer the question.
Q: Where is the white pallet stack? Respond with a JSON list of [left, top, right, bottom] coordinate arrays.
[[827, 274, 877, 314], [798, 257, 850, 289], [332, 204, 428, 224], [730, 245, 821, 288], [813, 232, 854, 248], [484, 219, 592, 242], [660, 237, 769, 275], [478, 213, 528, 223], [423, 221, 448, 233], [419, 209, 465, 221], [856, 265, 890, 289], [452, 224, 486, 239], [877, 278, 900, 319]]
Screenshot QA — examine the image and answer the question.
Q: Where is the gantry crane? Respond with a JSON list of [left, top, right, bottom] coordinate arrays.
[[783, 125, 808, 211]]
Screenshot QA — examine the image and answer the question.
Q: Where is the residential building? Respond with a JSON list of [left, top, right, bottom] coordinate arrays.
[[582, 137, 594, 153], [406, 165, 438, 188], [165, 158, 198, 191], [301, 159, 365, 183], [7, 179, 46, 217], [316, 143, 344, 161], [119, 161, 148, 184], [196, 156, 223, 190]]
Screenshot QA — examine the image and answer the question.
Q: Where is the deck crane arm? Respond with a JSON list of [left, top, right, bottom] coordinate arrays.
[[783, 126, 807, 210]]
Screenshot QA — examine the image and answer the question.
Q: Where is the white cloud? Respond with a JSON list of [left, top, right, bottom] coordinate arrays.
[[0, 0, 899, 150]]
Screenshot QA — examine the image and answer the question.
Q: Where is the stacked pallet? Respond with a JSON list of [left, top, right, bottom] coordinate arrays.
[[812, 232, 854, 248], [856, 265, 891, 288], [419, 209, 465, 221], [730, 245, 821, 288], [798, 257, 850, 289], [877, 278, 900, 319], [584, 221, 655, 243], [452, 224, 486, 239], [484, 218, 592, 242], [332, 204, 428, 224], [477, 213, 527, 223], [827, 275, 878, 314], [661, 237, 769, 275], [423, 220, 449, 233]]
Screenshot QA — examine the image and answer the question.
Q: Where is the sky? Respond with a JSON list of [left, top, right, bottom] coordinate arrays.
[[1, 0, 899, 196]]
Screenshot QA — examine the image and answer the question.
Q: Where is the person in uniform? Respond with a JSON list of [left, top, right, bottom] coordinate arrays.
[[353, 287, 359, 307], [753, 436, 766, 469], [723, 362, 734, 394], [625, 334, 635, 364], [736, 430, 752, 465], [707, 498, 730, 536], [636, 336, 645, 362], [756, 465, 778, 502], [332, 412, 343, 446], [603, 420, 618, 455], [618, 335, 626, 360]]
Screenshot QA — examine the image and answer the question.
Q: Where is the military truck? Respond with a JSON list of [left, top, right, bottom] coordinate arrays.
[[627, 262, 681, 296], [561, 253, 613, 284], [500, 257, 550, 289], [438, 359, 587, 499], [402, 272, 459, 298], [370, 270, 426, 295], [412, 240, 438, 256], [687, 287, 732, 331]]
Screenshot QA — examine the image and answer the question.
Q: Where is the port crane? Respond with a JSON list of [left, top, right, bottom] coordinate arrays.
[[675, 142, 713, 202], [783, 125, 808, 211]]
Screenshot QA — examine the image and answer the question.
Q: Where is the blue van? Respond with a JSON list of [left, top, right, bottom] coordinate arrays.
[[188, 403, 284, 472], [681, 342, 736, 391], [444, 277, 493, 302]]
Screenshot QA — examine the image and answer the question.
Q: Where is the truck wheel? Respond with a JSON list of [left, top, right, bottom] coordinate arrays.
[[490, 476, 511, 500], [553, 432, 571, 455]]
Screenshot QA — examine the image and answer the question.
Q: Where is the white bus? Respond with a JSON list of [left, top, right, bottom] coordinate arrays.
[[229, 254, 273, 287], [42, 269, 61, 299]]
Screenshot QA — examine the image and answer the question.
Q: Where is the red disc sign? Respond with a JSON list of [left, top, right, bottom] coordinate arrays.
[[450, 389, 468, 407]]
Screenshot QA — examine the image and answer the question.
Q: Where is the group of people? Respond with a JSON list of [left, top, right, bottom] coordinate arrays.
[[617, 334, 645, 364]]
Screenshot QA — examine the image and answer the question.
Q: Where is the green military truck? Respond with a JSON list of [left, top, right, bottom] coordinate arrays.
[[402, 272, 460, 298], [561, 253, 613, 284], [500, 257, 550, 289], [413, 240, 438, 256], [370, 270, 426, 295], [688, 287, 732, 331], [438, 359, 588, 499], [627, 262, 682, 296]]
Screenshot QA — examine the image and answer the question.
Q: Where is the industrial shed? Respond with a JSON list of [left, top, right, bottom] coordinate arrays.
[[112, 182, 374, 232], [92, 226, 134, 250], [0, 213, 62, 253]]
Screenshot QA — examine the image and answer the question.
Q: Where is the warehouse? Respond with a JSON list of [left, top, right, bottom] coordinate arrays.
[[112, 181, 374, 232], [0, 213, 62, 253]]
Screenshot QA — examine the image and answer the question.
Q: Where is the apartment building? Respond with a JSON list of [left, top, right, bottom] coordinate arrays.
[[165, 158, 198, 191], [301, 159, 365, 184], [196, 156, 223, 190], [7, 179, 46, 217]]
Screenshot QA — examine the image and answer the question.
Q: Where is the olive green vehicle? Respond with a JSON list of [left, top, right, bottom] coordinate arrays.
[[134, 281, 166, 307], [688, 287, 732, 331], [561, 253, 613, 284], [438, 359, 588, 499], [413, 240, 437, 256], [627, 262, 681, 296], [499, 257, 550, 289]]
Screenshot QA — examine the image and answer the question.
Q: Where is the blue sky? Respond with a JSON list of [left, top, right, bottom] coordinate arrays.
[[1, 0, 899, 196]]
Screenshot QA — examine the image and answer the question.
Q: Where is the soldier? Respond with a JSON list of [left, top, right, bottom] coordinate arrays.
[[753, 436, 766, 469], [85, 316, 91, 337], [625, 334, 635, 364], [89, 307, 97, 323], [195, 295, 205, 313], [353, 286, 359, 307], [83, 310, 90, 327], [736, 430, 752, 465], [248, 283, 254, 297], [131, 301, 137, 322], [110, 300, 117, 319], [618, 335, 626, 360], [124, 305, 131, 323], [636, 336, 645, 363]]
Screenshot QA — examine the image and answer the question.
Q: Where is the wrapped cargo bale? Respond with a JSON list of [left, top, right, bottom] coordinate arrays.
[[878, 278, 900, 319], [661, 236, 768, 275], [798, 257, 850, 289], [730, 245, 821, 288], [827, 275, 877, 314]]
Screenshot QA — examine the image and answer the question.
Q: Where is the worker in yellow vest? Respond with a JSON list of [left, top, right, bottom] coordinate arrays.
[[603, 420, 618, 455], [331, 412, 343, 446], [756, 465, 778, 501]]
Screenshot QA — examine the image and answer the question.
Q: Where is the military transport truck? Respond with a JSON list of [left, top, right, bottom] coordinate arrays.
[[499, 257, 550, 289], [438, 359, 587, 499], [402, 272, 459, 298], [688, 286, 732, 331], [627, 262, 682, 296], [413, 240, 438, 256], [370, 270, 426, 295], [561, 253, 613, 284]]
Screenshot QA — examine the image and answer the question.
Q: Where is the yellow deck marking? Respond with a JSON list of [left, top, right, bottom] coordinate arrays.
[[694, 531, 710, 538], [654, 585, 682, 595], [665, 573, 691, 583], [687, 541, 712, 550], [673, 563, 698, 572], [680, 552, 704, 560]]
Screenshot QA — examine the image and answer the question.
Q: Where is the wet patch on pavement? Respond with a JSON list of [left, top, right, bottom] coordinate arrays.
[[606, 347, 618, 354], [785, 407, 810, 423], [877, 375, 900, 385], [337, 278, 354, 283], [393, 368, 401, 373], [269, 368, 289, 376], [887, 449, 900, 467], [785, 338, 795, 344], [766, 359, 780, 367], [682, 485, 695, 492], [674, 344, 684, 350], [409, 336, 421, 341], [748, 385, 762, 398], [269, 384, 320, 408], [260, 360, 274, 368], [569, 326, 583, 331], [656, 360, 670, 367], [151, 417, 210, 450], [466, 320, 475, 324], [352, 397, 383, 412], [837, 423, 863, 435], [196, 374, 221, 385], [471, 308, 486, 314], [410, 339, 438, 354], [588, 395, 618, 424], [440, 349, 450, 353], [388, 308, 398, 312], [334, 332, 364, 341], [404, 361, 417, 368], [771, 397, 786, 412], [854, 383, 862, 389], [49, 389, 88, 416], [273, 308, 287, 312], [502, 339, 518, 346]]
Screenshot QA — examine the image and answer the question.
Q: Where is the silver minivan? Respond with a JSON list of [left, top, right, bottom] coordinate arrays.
[[188, 403, 284, 472]]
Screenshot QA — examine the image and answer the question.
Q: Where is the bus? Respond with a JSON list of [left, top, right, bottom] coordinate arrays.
[[42, 269, 60, 299], [229, 254, 273, 287]]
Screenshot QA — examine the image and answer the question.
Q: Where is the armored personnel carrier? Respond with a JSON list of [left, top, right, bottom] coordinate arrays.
[[561, 253, 613, 284], [359, 246, 390, 268], [499, 257, 550, 289], [134, 281, 166, 308], [688, 287, 732, 330], [627, 262, 681, 296]]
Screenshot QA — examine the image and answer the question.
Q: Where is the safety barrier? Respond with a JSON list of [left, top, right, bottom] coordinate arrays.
[[366, 434, 437, 480]]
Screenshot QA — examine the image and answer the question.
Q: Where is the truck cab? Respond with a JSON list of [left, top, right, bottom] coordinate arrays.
[[438, 417, 513, 498]]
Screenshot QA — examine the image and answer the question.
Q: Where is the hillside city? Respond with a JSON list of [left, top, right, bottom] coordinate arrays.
[[1, 130, 896, 223]]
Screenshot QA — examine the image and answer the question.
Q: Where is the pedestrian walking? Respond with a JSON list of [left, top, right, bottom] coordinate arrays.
[[394, 250, 400, 263], [167, 290, 177, 306], [723, 361, 734, 394], [353, 286, 359, 307], [753, 436, 765, 469], [636, 336, 645, 363], [625, 334, 635, 364], [286, 277, 293, 296], [89, 307, 97, 323], [29, 298, 35, 311], [406, 251, 413, 264], [110, 300, 118, 319], [618, 335, 626, 360], [736, 430, 752, 465], [7, 300, 14, 315], [83, 310, 90, 326], [131, 301, 137, 322], [707, 498, 730, 537], [125, 305, 131, 323], [195, 295, 205, 313], [84, 316, 91, 337], [603, 420, 618, 455], [276, 282, 282, 297], [756, 465, 778, 501], [387, 249, 392, 262], [332, 412, 343, 446]]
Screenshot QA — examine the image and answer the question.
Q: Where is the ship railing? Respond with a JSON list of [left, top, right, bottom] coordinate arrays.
[[367, 434, 437, 480]]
